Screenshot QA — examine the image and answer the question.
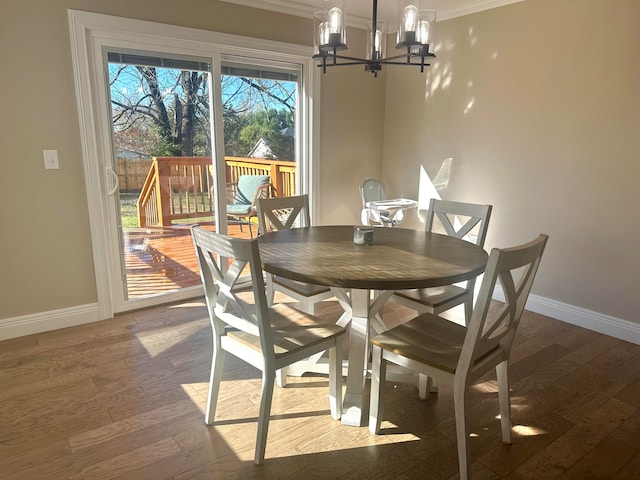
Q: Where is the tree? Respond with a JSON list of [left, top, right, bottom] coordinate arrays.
[[240, 109, 294, 160], [110, 65, 210, 157], [109, 63, 296, 158]]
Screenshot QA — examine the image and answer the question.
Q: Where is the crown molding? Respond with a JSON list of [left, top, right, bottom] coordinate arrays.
[[219, 0, 527, 27], [220, 0, 372, 29], [437, 0, 526, 21]]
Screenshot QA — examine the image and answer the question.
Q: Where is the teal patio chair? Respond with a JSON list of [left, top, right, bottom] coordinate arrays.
[[227, 174, 273, 237]]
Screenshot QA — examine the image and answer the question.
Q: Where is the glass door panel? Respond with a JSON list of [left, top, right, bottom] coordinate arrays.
[[107, 51, 215, 300], [220, 59, 301, 238]]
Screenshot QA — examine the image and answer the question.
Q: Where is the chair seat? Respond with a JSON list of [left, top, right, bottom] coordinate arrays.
[[371, 313, 467, 374], [273, 276, 332, 298], [227, 203, 252, 215], [228, 303, 345, 356], [393, 285, 468, 309]]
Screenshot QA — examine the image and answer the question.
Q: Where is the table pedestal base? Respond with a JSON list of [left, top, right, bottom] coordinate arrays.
[[281, 287, 440, 426]]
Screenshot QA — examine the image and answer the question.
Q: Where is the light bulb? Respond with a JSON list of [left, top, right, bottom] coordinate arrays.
[[374, 29, 382, 52], [319, 21, 330, 45], [417, 20, 430, 44], [328, 7, 343, 34]]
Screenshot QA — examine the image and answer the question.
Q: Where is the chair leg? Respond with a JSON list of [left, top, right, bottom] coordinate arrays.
[[275, 367, 288, 388], [204, 340, 225, 425], [454, 384, 471, 480], [265, 274, 276, 307], [329, 338, 343, 420], [496, 360, 512, 444], [463, 293, 473, 326], [254, 370, 275, 465], [418, 374, 433, 400], [368, 345, 386, 434], [463, 280, 476, 327]]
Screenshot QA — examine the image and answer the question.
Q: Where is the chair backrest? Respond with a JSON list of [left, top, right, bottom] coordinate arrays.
[[234, 175, 271, 205], [425, 198, 492, 247], [360, 178, 388, 206], [456, 234, 548, 387], [256, 194, 311, 235], [191, 225, 275, 355]]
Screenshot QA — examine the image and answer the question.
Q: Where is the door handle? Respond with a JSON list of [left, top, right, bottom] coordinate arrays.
[[106, 166, 119, 195]]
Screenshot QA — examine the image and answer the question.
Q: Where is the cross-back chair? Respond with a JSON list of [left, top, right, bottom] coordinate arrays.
[[256, 195, 334, 313], [191, 225, 344, 464], [256, 195, 336, 386], [390, 198, 493, 325], [369, 234, 549, 480]]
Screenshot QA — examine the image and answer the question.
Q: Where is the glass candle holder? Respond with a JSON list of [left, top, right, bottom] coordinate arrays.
[[353, 226, 374, 246]]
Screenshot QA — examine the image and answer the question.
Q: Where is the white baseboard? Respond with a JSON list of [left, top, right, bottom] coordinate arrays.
[[0, 304, 101, 341], [1, 295, 638, 346], [493, 288, 640, 345]]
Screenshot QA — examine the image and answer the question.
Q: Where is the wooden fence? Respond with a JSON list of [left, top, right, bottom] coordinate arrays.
[[135, 156, 296, 227], [117, 158, 153, 191]]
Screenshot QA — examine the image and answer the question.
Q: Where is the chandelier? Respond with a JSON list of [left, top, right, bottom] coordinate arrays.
[[313, 0, 436, 77]]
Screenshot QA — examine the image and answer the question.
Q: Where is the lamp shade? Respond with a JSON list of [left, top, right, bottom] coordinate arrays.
[[411, 8, 436, 55], [316, 0, 347, 51], [396, 0, 421, 46], [366, 20, 386, 61]]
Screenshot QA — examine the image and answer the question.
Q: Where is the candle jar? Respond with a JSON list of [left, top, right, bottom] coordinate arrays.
[[353, 226, 374, 246]]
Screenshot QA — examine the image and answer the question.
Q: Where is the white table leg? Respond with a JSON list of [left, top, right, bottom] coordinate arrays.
[[341, 288, 371, 426]]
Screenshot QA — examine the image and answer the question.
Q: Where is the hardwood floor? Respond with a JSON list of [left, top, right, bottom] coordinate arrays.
[[1, 299, 639, 479]]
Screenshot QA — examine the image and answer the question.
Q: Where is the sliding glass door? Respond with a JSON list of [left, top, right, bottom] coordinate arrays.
[[69, 11, 317, 317], [105, 51, 303, 305]]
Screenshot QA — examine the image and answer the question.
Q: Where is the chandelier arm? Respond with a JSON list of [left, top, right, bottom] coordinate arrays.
[[380, 60, 432, 65], [378, 52, 416, 62], [316, 61, 373, 68], [328, 53, 371, 63]]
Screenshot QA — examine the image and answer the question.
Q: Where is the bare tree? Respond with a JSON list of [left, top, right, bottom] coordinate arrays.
[[109, 63, 295, 158]]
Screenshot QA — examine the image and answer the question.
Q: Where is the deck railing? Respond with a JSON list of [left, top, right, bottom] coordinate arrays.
[[136, 156, 296, 227]]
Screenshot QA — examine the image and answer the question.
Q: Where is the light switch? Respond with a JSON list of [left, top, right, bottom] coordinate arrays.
[[43, 150, 59, 170]]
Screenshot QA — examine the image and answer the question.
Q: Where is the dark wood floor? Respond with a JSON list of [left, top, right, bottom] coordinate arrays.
[[1, 298, 639, 479]]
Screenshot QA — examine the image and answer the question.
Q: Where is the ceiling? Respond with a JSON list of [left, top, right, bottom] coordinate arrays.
[[220, 0, 526, 26]]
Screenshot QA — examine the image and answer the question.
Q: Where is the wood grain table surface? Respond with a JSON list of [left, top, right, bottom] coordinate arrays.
[[258, 225, 488, 290]]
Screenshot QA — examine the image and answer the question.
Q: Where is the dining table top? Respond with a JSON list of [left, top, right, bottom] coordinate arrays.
[[258, 225, 489, 291]]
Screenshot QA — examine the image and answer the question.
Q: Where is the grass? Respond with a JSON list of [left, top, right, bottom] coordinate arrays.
[[119, 191, 215, 228], [119, 192, 140, 228]]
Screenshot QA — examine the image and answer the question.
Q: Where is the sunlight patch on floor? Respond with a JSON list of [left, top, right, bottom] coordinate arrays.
[[512, 424, 547, 436]]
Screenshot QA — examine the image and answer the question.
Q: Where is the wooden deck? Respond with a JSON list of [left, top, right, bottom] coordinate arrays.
[[124, 223, 254, 298]]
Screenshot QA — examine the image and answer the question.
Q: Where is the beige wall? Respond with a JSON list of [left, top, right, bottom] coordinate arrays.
[[0, 0, 384, 319], [382, 0, 640, 323], [1, 0, 638, 333]]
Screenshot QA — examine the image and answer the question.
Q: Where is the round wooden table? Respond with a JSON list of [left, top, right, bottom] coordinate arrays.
[[258, 225, 488, 426]]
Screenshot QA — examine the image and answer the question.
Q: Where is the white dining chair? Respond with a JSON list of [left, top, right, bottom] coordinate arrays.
[[256, 195, 334, 314], [191, 225, 345, 464], [256, 195, 337, 386], [390, 198, 492, 326], [369, 234, 549, 480]]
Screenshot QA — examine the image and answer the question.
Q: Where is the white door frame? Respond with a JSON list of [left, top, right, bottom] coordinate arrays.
[[68, 10, 320, 319]]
